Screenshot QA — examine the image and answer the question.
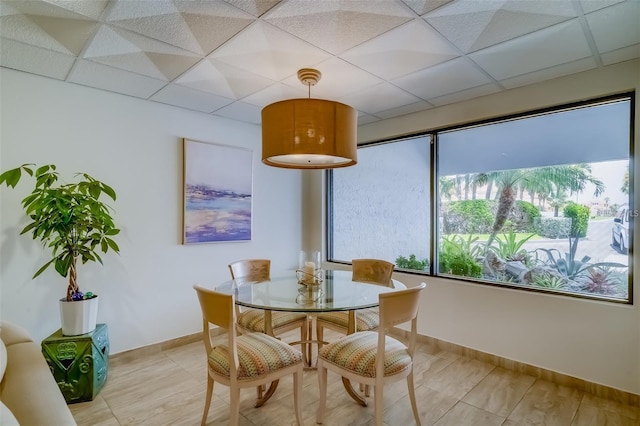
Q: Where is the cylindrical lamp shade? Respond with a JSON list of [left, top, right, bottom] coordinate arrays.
[[261, 98, 357, 169]]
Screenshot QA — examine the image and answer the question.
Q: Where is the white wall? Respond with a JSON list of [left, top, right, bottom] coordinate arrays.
[[320, 59, 640, 395], [0, 68, 303, 353]]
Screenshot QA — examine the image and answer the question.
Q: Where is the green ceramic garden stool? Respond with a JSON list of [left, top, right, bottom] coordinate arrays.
[[41, 323, 109, 403]]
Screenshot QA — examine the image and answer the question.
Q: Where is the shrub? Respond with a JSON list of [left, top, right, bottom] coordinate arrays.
[[563, 202, 590, 238], [443, 200, 493, 234], [513, 200, 541, 232], [439, 235, 483, 278], [533, 217, 571, 239], [395, 254, 429, 271]]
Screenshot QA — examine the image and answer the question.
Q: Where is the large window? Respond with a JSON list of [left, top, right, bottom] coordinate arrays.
[[329, 136, 431, 271], [329, 95, 633, 303]]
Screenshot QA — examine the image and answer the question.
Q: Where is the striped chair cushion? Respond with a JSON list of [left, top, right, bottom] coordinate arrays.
[[208, 332, 303, 381], [238, 309, 306, 333], [318, 331, 411, 378], [316, 308, 379, 331]]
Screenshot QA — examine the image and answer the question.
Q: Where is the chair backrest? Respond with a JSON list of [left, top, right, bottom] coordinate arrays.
[[193, 285, 239, 372], [228, 259, 271, 281], [376, 282, 426, 378], [378, 282, 425, 329], [352, 259, 395, 286]]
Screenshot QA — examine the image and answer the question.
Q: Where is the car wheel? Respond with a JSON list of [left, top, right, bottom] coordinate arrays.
[[612, 230, 619, 247], [620, 236, 628, 255]]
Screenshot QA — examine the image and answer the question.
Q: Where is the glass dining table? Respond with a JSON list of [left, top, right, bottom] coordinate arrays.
[[214, 269, 405, 407]]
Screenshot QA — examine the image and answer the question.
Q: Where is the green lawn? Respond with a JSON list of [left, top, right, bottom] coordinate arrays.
[[446, 232, 545, 242]]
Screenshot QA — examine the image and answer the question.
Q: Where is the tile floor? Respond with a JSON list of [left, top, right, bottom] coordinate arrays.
[[70, 330, 640, 426]]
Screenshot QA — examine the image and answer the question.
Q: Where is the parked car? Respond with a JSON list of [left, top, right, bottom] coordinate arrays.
[[612, 205, 630, 254]]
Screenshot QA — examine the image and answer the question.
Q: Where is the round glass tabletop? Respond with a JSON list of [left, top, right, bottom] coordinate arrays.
[[214, 269, 402, 313]]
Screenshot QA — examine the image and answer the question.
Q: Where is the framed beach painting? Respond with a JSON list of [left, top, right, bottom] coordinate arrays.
[[183, 138, 253, 244]]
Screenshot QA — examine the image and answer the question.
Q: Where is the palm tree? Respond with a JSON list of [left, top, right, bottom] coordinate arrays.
[[485, 163, 605, 248]]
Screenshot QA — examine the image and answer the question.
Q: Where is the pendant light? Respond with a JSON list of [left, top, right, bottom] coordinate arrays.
[[261, 68, 357, 169]]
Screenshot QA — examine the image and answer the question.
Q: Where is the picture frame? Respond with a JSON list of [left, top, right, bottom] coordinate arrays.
[[183, 138, 253, 244]]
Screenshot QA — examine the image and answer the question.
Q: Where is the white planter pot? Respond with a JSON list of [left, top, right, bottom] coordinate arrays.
[[59, 296, 99, 336]]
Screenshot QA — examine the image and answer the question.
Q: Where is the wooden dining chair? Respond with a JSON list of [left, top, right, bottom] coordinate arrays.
[[316, 282, 426, 426], [228, 259, 308, 340], [316, 259, 394, 349], [193, 285, 304, 426]]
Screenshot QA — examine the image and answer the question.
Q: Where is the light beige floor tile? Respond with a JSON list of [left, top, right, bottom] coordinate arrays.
[[572, 403, 638, 426], [580, 393, 640, 420], [68, 395, 119, 426], [462, 366, 536, 417], [507, 379, 582, 426], [384, 384, 458, 426], [424, 357, 495, 399], [433, 401, 504, 426]]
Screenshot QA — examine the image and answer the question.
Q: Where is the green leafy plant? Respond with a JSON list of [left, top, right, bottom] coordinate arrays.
[[490, 231, 535, 261], [439, 235, 482, 278], [535, 236, 623, 280], [0, 164, 120, 301], [395, 254, 429, 271], [532, 273, 566, 289], [563, 202, 590, 238]]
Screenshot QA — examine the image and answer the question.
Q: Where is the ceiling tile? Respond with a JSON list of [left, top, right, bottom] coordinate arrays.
[[401, 0, 454, 15], [339, 82, 423, 115], [341, 19, 460, 80], [279, 57, 383, 100], [209, 21, 332, 81], [83, 25, 201, 80], [105, 0, 255, 55], [0, 13, 96, 55], [68, 59, 168, 98], [357, 113, 381, 125], [579, 0, 625, 14], [213, 100, 262, 124], [0, 0, 107, 20], [151, 83, 234, 113], [600, 43, 640, 66], [175, 59, 274, 99], [425, 0, 576, 53], [222, 0, 282, 17], [374, 100, 434, 119], [263, 0, 414, 54], [470, 20, 592, 81], [240, 81, 307, 107], [0, 37, 75, 80], [392, 57, 492, 100], [427, 82, 502, 106], [499, 57, 597, 89], [586, 0, 640, 54]]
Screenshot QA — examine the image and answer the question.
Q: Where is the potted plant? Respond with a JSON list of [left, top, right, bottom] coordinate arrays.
[[0, 164, 120, 335]]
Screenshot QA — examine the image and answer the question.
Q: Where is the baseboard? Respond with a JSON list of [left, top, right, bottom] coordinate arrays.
[[110, 328, 639, 408], [392, 330, 640, 408]]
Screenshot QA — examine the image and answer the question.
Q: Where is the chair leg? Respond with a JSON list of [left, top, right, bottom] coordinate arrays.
[[374, 383, 383, 426], [316, 322, 324, 352], [407, 370, 421, 426], [316, 360, 327, 424], [229, 386, 241, 426], [293, 365, 304, 425], [301, 322, 309, 367], [201, 375, 214, 426]]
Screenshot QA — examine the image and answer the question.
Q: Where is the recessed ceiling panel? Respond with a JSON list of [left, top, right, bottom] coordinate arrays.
[[470, 20, 591, 81], [83, 25, 200, 80], [0, 37, 75, 80], [586, 0, 640, 54], [176, 59, 274, 99], [241, 82, 307, 107], [339, 82, 423, 115], [209, 21, 332, 81], [392, 57, 492, 100], [68, 59, 168, 99], [150, 83, 234, 113], [341, 19, 460, 80], [264, 0, 413, 54], [499, 57, 597, 89], [213, 100, 262, 124], [222, 0, 282, 17], [425, 0, 576, 53], [401, 0, 454, 16], [105, 0, 255, 55]]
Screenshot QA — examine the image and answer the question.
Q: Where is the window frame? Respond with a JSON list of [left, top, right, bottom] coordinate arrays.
[[327, 92, 634, 304]]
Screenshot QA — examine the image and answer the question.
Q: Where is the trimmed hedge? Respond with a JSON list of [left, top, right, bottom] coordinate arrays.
[[533, 217, 571, 239], [442, 199, 540, 234], [563, 202, 590, 238]]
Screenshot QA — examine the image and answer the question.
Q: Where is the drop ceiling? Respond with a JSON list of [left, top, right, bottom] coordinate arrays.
[[1, 0, 638, 126]]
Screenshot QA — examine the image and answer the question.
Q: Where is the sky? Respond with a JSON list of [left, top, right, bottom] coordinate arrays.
[[184, 139, 252, 194]]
